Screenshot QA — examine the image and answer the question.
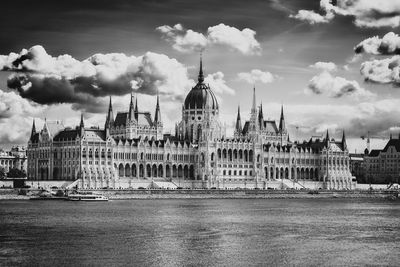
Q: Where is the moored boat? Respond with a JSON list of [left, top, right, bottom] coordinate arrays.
[[67, 193, 108, 201]]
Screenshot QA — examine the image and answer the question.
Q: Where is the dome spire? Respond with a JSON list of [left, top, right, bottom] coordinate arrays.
[[198, 53, 204, 83]]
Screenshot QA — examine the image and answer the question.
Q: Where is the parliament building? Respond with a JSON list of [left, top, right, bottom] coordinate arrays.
[[27, 60, 355, 190]]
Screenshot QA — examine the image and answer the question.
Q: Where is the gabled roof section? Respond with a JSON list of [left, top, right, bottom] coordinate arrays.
[[368, 149, 381, 157], [114, 112, 128, 127], [263, 120, 279, 133], [382, 138, 400, 153]]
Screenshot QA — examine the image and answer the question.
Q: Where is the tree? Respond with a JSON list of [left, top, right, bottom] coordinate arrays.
[[7, 168, 26, 178], [0, 167, 5, 179]]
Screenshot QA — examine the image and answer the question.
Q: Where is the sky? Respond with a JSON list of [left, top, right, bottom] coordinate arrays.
[[1, 0, 400, 152]]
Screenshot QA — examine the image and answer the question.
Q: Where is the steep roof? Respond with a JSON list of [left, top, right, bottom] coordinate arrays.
[[53, 129, 79, 141], [114, 112, 153, 127], [114, 112, 128, 127], [83, 129, 106, 142], [263, 120, 279, 133], [368, 149, 381, 157], [382, 138, 400, 153]]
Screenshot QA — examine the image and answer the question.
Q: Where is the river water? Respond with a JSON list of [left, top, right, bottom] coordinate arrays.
[[1, 199, 399, 266]]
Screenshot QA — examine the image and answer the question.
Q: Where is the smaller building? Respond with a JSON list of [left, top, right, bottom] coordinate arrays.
[[364, 137, 400, 184], [0, 146, 27, 175], [349, 153, 366, 183]]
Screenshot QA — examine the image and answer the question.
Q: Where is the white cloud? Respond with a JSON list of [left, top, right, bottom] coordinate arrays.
[[355, 32, 400, 55], [156, 23, 261, 55], [360, 55, 400, 85], [237, 69, 276, 84], [204, 72, 235, 95], [0, 90, 45, 145], [309, 61, 337, 72], [289, 9, 332, 24], [155, 24, 208, 53], [307, 71, 375, 99], [290, 0, 400, 28]]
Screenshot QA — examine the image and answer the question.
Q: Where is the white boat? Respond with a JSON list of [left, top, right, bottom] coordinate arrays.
[[67, 193, 108, 201]]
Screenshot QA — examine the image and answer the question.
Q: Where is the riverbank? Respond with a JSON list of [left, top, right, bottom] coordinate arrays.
[[0, 188, 398, 200]]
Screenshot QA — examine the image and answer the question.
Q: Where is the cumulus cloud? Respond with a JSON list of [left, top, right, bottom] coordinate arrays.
[[156, 23, 261, 55], [0, 45, 195, 113], [307, 71, 375, 99], [309, 61, 337, 72], [237, 69, 276, 84], [155, 24, 208, 53], [354, 32, 400, 55], [290, 0, 400, 28], [289, 9, 333, 24], [0, 90, 45, 145], [360, 55, 400, 85], [204, 72, 235, 95]]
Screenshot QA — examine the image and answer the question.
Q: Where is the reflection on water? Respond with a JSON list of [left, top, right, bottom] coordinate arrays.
[[0, 199, 399, 266]]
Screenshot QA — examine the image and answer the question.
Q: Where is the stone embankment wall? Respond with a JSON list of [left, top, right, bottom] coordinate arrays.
[[78, 189, 398, 200]]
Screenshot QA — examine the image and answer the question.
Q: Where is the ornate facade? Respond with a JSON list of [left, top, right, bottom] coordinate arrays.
[[27, 59, 355, 190]]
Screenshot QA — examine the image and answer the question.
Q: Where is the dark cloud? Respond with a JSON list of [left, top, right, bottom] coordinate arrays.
[[0, 45, 193, 113]]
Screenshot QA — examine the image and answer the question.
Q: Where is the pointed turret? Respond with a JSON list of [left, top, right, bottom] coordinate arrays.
[[258, 102, 264, 130], [30, 119, 36, 141], [198, 54, 204, 83], [80, 113, 84, 128], [134, 95, 139, 121], [251, 86, 257, 114], [287, 134, 290, 143], [105, 96, 114, 129], [342, 130, 347, 150], [154, 92, 162, 125], [325, 129, 330, 146], [235, 105, 242, 135], [80, 113, 85, 137], [390, 132, 393, 140], [128, 93, 135, 121], [279, 105, 286, 133]]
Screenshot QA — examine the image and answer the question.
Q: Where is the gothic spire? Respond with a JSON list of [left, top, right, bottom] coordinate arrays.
[[342, 129, 347, 150], [198, 54, 204, 83], [30, 119, 36, 140], [134, 95, 139, 121], [235, 105, 242, 135], [129, 93, 135, 121], [80, 113, 84, 128], [258, 102, 264, 129], [154, 92, 162, 124], [279, 105, 286, 132], [105, 96, 114, 129], [325, 129, 330, 143], [251, 86, 256, 114]]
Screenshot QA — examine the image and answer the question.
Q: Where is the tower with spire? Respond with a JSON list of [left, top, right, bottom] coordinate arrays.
[[342, 130, 347, 151], [248, 86, 259, 137], [105, 96, 114, 130], [30, 119, 36, 141], [154, 92, 162, 126], [258, 102, 264, 130], [234, 105, 242, 138]]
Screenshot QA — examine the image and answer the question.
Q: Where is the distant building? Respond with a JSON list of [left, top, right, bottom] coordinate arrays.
[[0, 146, 27, 175], [27, 59, 355, 190], [364, 136, 400, 184], [349, 153, 366, 183]]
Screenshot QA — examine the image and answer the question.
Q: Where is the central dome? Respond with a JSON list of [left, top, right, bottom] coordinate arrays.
[[183, 59, 219, 110]]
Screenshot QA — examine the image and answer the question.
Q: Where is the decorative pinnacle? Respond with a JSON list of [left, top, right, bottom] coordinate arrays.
[[198, 53, 204, 83]]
